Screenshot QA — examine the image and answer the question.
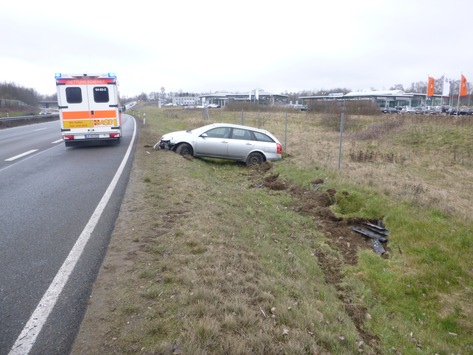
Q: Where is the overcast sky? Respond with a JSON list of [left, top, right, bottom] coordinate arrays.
[[1, 0, 471, 98]]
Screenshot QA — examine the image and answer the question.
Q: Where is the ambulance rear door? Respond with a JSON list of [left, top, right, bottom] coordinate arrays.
[[85, 82, 121, 135], [57, 81, 92, 132]]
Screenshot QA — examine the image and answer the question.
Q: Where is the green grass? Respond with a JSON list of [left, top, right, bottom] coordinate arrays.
[[151, 105, 473, 353], [73, 104, 473, 354], [345, 198, 473, 352]]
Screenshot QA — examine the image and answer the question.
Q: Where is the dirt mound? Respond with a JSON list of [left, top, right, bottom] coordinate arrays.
[[249, 162, 386, 350], [252, 164, 387, 264]]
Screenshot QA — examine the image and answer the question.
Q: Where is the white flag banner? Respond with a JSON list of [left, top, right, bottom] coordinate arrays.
[[442, 78, 451, 97]]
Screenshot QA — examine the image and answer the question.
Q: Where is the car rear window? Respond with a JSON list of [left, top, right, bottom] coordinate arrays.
[[253, 131, 274, 142]]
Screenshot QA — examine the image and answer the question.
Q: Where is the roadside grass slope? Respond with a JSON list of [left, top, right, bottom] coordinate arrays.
[[73, 105, 473, 354]]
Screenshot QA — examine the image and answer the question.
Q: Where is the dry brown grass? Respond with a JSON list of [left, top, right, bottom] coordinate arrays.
[[73, 118, 371, 354], [255, 112, 473, 221], [73, 106, 473, 354]]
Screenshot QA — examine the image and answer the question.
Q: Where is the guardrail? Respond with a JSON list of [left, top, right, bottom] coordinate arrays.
[[0, 114, 59, 129]]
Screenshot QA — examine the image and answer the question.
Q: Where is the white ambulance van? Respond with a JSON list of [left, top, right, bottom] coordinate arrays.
[[55, 73, 122, 146]]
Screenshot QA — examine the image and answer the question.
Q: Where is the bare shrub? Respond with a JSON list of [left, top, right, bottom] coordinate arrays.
[[348, 149, 406, 164], [310, 100, 380, 115], [344, 100, 381, 115], [452, 145, 473, 166], [224, 102, 283, 112], [348, 118, 405, 140], [318, 112, 360, 132], [319, 113, 342, 131]]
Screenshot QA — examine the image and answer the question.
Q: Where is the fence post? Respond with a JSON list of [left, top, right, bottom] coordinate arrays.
[[338, 110, 345, 173], [284, 112, 288, 152]]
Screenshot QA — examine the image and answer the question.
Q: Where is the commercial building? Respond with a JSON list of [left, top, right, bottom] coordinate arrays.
[[299, 90, 446, 110], [199, 89, 288, 107]]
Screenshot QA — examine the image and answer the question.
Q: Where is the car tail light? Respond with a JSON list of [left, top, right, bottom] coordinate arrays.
[[276, 143, 282, 155]]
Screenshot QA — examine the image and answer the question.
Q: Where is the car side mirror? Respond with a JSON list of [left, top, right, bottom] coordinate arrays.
[[200, 133, 208, 138]]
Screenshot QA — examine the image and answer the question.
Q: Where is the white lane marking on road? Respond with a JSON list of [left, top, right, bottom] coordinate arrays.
[[5, 150, 39, 162], [33, 128, 47, 132], [52, 139, 63, 144], [9, 117, 137, 355]]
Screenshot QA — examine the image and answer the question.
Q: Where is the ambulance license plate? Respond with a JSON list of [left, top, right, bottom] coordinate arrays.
[[86, 134, 99, 139]]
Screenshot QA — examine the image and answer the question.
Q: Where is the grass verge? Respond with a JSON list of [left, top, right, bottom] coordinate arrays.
[[72, 105, 473, 354]]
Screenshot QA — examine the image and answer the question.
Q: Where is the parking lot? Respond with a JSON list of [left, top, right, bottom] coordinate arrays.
[[381, 105, 473, 115]]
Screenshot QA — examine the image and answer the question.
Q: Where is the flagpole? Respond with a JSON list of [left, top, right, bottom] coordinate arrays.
[[426, 75, 430, 107], [442, 74, 446, 106], [425, 75, 428, 107], [450, 85, 453, 107], [456, 73, 461, 115]]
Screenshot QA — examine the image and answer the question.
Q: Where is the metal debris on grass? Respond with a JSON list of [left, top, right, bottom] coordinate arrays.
[[352, 221, 389, 255]]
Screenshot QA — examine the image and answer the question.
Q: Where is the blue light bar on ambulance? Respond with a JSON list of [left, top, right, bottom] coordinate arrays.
[[55, 73, 62, 78], [108, 73, 116, 78]]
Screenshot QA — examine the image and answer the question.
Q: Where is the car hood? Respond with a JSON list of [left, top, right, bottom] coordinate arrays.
[[161, 124, 216, 142], [161, 130, 192, 141]]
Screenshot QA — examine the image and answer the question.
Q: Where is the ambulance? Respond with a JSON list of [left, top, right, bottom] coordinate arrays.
[[55, 73, 122, 146]]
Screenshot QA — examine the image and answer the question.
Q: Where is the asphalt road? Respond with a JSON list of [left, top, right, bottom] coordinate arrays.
[[0, 114, 137, 354]]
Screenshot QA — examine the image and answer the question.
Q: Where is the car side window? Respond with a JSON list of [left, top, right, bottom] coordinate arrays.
[[204, 127, 230, 138], [253, 131, 274, 142], [231, 128, 251, 140]]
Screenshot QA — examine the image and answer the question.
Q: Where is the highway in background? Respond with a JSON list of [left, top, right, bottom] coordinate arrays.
[[0, 114, 136, 354]]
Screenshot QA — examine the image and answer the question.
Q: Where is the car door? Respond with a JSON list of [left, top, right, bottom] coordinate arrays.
[[226, 128, 255, 159], [194, 126, 231, 158]]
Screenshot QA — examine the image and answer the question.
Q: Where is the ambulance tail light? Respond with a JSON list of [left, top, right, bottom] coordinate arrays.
[[63, 135, 74, 140], [110, 133, 120, 138]]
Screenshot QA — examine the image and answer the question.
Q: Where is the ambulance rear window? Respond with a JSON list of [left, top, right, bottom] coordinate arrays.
[[66, 87, 82, 104], [94, 87, 109, 103]]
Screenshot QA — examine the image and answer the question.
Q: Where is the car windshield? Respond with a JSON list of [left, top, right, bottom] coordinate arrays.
[[188, 124, 216, 135]]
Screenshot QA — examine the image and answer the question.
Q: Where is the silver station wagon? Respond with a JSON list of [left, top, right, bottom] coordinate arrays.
[[155, 123, 282, 165]]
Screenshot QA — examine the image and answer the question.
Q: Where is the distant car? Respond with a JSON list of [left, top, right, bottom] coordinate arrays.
[[292, 104, 309, 111], [155, 123, 283, 165], [414, 107, 427, 114], [447, 108, 460, 115], [439, 105, 451, 113], [401, 107, 416, 114], [381, 107, 399, 114], [457, 107, 473, 115]]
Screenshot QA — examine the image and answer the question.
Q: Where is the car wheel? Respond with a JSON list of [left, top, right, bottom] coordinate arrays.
[[176, 143, 193, 156], [246, 152, 264, 166]]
